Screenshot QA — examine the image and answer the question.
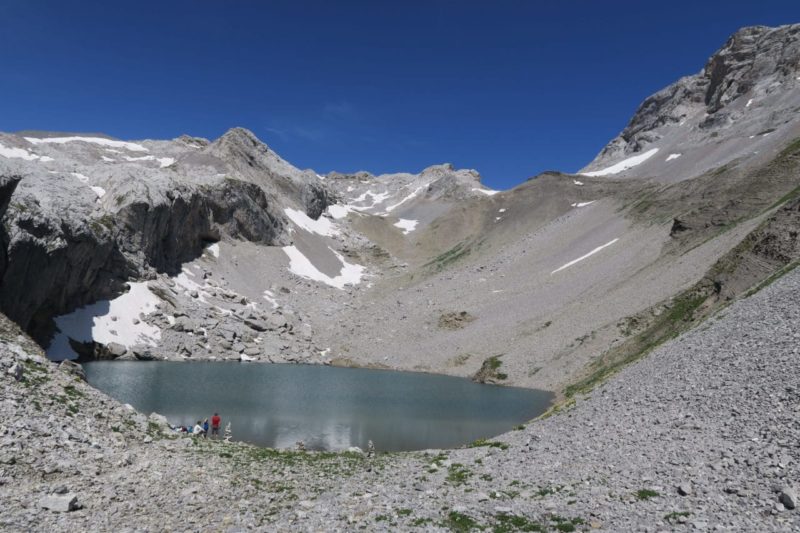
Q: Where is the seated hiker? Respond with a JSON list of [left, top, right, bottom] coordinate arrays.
[[193, 420, 204, 436]]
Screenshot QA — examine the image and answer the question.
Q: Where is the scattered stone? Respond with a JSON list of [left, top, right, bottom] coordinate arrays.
[[7, 362, 22, 381]]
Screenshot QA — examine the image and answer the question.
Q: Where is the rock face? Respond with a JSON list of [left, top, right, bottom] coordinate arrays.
[[0, 175, 20, 281], [0, 127, 328, 343], [584, 23, 800, 169]]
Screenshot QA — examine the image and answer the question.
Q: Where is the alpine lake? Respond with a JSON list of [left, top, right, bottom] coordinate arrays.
[[84, 361, 553, 451]]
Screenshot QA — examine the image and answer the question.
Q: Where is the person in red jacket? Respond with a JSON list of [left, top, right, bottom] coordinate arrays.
[[211, 412, 221, 438]]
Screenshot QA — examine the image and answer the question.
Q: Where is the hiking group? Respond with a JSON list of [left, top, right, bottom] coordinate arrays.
[[175, 412, 222, 438]]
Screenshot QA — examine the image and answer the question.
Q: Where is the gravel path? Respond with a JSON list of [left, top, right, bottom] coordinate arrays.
[[1, 267, 798, 531]]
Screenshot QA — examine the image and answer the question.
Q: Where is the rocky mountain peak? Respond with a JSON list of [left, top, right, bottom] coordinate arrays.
[[582, 23, 800, 174]]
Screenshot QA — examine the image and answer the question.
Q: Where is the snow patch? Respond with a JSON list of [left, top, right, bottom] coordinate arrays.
[[72, 172, 90, 183], [123, 155, 155, 162], [581, 148, 659, 176], [158, 157, 175, 168], [393, 218, 418, 234], [665, 153, 682, 162], [26, 136, 148, 152], [90, 186, 106, 198], [570, 201, 595, 208], [284, 208, 339, 236], [573, 179, 584, 186], [263, 290, 279, 309], [206, 243, 220, 258], [472, 187, 499, 196], [384, 185, 426, 212], [551, 238, 619, 274], [101, 156, 115, 162], [0, 142, 39, 161], [327, 204, 357, 219], [746, 98, 754, 108], [282, 245, 365, 290], [498, 208, 506, 213], [47, 282, 161, 360], [38, 156, 54, 162]]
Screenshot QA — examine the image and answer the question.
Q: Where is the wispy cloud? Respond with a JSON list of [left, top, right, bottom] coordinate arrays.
[[263, 127, 289, 141], [264, 101, 360, 144], [323, 101, 356, 120]]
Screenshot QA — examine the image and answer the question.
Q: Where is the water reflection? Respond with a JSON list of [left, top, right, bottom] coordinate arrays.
[[84, 361, 552, 451]]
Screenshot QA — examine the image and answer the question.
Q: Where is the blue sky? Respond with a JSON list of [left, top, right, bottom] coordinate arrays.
[[1, 1, 797, 189]]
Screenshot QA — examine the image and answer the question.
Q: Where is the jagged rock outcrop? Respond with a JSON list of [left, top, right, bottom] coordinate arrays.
[[207, 127, 330, 218]]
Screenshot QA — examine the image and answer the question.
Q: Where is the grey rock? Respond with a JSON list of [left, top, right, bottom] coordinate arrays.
[[779, 487, 797, 510], [40, 493, 78, 512], [58, 360, 86, 380], [678, 482, 693, 496], [6, 362, 22, 381], [106, 342, 127, 357]]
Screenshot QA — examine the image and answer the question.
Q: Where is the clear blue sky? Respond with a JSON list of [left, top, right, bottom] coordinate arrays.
[[1, 1, 797, 189]]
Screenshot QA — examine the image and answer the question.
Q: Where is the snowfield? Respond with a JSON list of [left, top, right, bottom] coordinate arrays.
[[284, 208, 339, 237], [282, 245, 365, 289], [25, 135, 148, 152], [47, 282, 161, 360], [582, 148, 659, 176]]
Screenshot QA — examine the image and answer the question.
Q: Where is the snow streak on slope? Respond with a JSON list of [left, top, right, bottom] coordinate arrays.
[[284, 208, 339, 236], [582, 148, 659, 176], [25, 136, 149, 152], [472, 187, 499, 196], [551, 238, 620, 274], [282, 246, 365, 289]]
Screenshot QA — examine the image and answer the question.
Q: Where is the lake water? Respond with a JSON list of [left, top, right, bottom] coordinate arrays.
[[83, 361, 553, 451]]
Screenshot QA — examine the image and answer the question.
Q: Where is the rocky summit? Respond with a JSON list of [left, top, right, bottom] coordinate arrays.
[[1, 23, 799, 532]]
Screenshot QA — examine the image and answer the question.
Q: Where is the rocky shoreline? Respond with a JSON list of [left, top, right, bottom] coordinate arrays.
[[1, 264, 798, 531]]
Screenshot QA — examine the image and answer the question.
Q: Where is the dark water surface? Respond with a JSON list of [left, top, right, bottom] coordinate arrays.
[[84, 361, 553, 451]]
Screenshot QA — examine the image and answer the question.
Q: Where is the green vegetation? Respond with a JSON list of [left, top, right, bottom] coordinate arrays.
[[493, 513, 545, 532], [635, 489, 660, 501], [19, 359, 49, 388], [446, 463, 473, 486], [412, 517, 433, 527], [444, 510, 480, 532], [664, 511, 691, 523], [473, 355, 507, 383], [425, 242, 472, 271], [468, 439, 509, 451], [564, 287, 710, 398], [397, 508, 413, 516]]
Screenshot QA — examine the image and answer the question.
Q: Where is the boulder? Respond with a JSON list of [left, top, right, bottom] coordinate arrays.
[[6, 362, 23, 381], [106, 342, 127, 358], [40, 493, 78, 512], [58, 360, 86, 381], [779, 487, 797, 510]]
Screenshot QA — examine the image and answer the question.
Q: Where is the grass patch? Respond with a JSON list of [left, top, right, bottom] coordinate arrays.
[[444, 510, 481, 532], [468, 439, 509, 451], [664, 511, 691, 523], [425, 242, 472, 271], [472, 355, 507, 383], [446, 463, 473, 486], [494, 513, 545, 532], [635, 489, 659, 501]]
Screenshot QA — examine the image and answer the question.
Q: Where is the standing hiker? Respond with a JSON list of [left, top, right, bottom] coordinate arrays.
[[211, 412, 221, 439]]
